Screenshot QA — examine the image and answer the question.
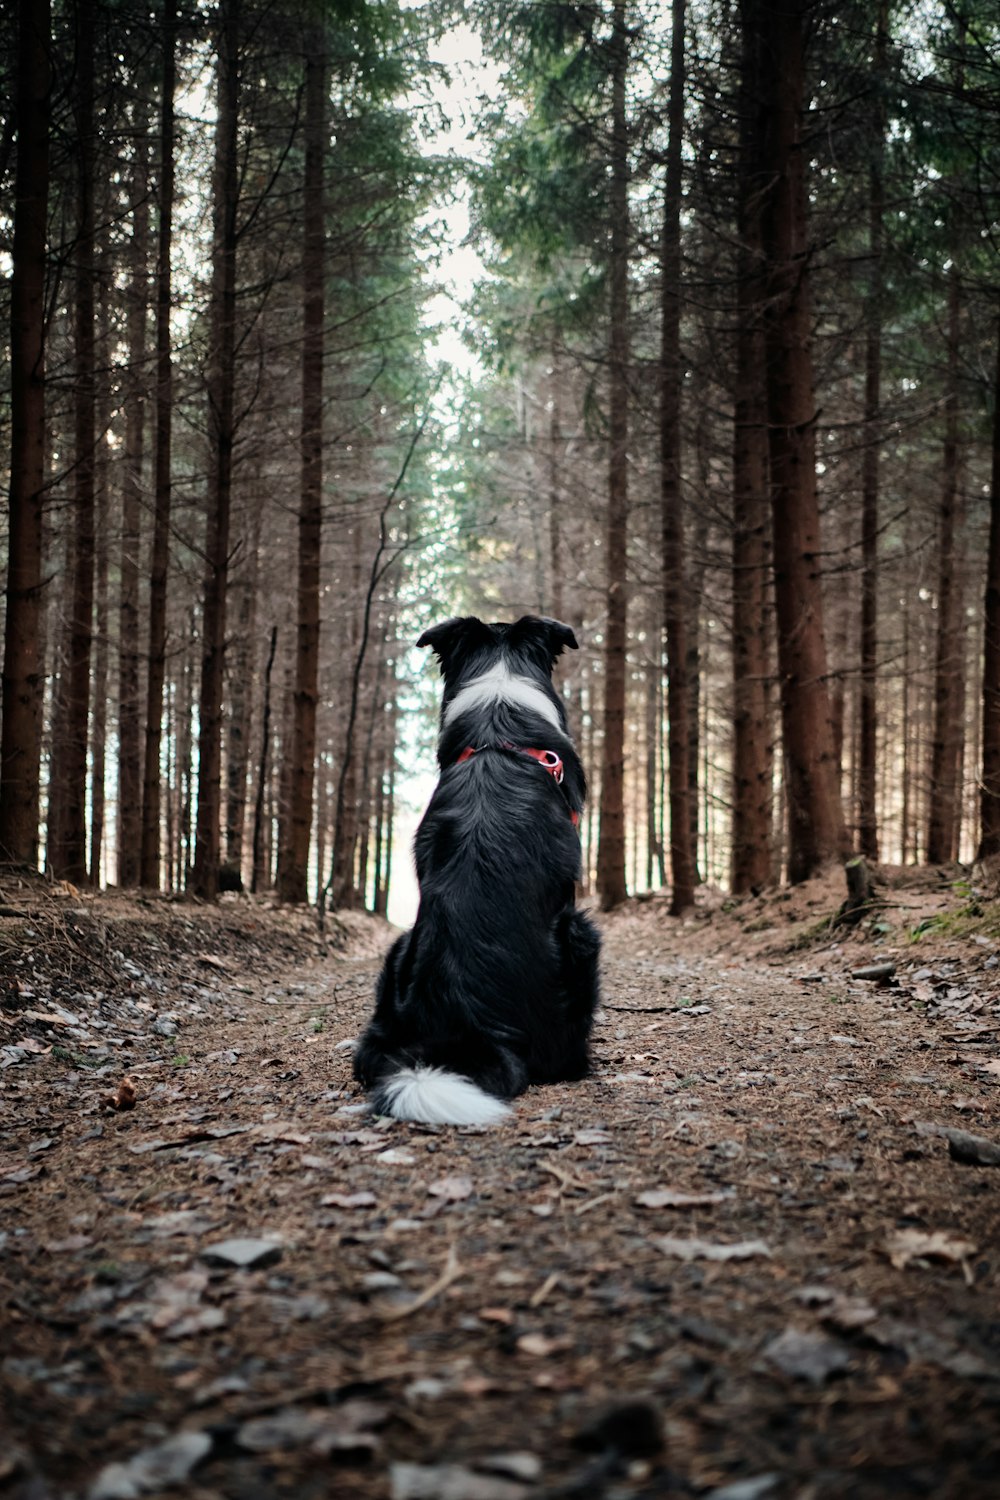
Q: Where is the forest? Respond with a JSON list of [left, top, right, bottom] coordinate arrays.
[[1, 0, 999, 918]]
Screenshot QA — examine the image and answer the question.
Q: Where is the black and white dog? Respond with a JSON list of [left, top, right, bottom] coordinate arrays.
[[353, 615, 601, 1125]]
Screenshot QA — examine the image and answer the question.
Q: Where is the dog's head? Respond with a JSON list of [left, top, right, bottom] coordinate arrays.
[[418, 615, 578, 739], [417, 615, 577, 686]]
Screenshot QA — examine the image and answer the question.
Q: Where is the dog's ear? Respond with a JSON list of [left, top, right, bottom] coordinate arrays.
[[508, 616, 579, 664], [417, 617, 494, 670]]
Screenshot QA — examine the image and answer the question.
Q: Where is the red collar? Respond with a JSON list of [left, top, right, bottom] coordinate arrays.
[[456, 744, 580, 828]]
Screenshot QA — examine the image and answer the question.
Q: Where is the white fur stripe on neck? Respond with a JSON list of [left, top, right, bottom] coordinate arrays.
[[443, 661, 561, 731]]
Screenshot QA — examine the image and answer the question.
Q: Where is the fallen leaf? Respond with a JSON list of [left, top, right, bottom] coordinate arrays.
[[103, 1076, 137, 1113], [635, 1188, 730, 1210], [516, 1332, 571, 1357], [200, 1238, 284, 1270], [703, 1477, 782, 1500], [44, 1235, 92, 1253], [390, 1463, 529, 1500], [321, 1190, 377, 1209], [254, 1123, 313, 1145], [885, 1229, 978, 1278], [478, 1453, 542, 1482], [87, 1431, 212, 1499], [375, 1148, 417, 1166], [763, 1326, 851, 1384], [427, 1174, 474, 1201], [864, 1318, 997, 1378], [653, 1235, 771, 1262], [196, 953, 230, 971], [573, 1129, 611, 1146], [479, 1306, 515, 1325]]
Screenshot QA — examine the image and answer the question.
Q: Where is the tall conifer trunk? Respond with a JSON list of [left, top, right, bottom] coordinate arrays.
[[50, 0, 96, 882], [978, 310, 1000, 859], [925, 13, 968, 865], [118, 135, 148, 887], [926, 264, 966, 864], [140, 0, 175, 888], [193, 0, 240, 900], [278, 37, 325, 904], [659, 0, 694, 915], [754, 0, 846, 881], [0, 0, 50, 866], [730, 3, 773, 893], [858, 0, 888, 862], [596, 0, 630, 911]]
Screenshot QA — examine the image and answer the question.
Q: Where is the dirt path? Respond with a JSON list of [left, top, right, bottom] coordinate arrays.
[[2, 881, 1000, 1499]]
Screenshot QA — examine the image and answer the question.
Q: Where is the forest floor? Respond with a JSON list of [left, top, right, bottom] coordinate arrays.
[[2, 863, 1000, 1500]]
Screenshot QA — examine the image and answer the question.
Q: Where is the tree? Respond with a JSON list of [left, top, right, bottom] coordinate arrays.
[[857, 0, 888, 863], [277, 33, 326, 905], [117, 127, 149, 888], [48, 0, 97, 883], [192, 0, 241, 901], [729, 0, 773, 893], [979, 313, 1000, 859], [140, 0, 176, 889], [595, 0, 630, 910], [0, 0, 50, 867], [659, 0, 695, 915], [753, 0, 846, 881]]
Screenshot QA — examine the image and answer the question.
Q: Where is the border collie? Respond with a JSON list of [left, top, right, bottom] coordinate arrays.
[[353, 615, 601, 1125]]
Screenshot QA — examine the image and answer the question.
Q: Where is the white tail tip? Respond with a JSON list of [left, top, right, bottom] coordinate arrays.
[[373, 1066, 511, 1126]]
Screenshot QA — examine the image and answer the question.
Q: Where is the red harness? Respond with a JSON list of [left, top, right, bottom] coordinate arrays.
[[456, 744, 580, 829]]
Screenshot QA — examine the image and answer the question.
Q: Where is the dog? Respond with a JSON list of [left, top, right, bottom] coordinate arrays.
[[352, 614, 601, 1125]]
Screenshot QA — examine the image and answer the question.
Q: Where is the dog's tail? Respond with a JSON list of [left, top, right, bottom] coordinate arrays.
[[371, 1065, 511, 1126]]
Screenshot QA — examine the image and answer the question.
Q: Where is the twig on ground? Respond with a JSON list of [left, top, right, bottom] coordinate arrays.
[[530, 1272, 560, 1308], [379, 1242, 462, 1322]]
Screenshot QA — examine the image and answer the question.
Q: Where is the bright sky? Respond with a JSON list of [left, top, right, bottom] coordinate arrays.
[[387, 21, 498, 926]]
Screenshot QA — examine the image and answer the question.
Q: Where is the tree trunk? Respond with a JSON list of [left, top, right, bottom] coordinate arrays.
[[90, 295, 111, 886], [658, 0, 694, 915], [49, 0, 96, 883], [730, 2, 773, 894], [0, 0, 50, 867], [858, 1, 887, 863], [978, 309, 1000, 859], [375, 703, 396, 919], [225, 505, 259, 879], [193, 0, 240, 901], [548, 348, 564, 623], [278, 38, 325, 905], [926, 263, 966, 864], [140, 0, 175, 888], [753, 0, 846, 882], [596, 0, 630, 912], [252, 626, 279, 895], [118, 135, 148, 888]]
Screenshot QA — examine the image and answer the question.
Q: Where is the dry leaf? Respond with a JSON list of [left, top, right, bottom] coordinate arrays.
[[885, 1229, 978, 1277], [479, 1307, 515, 1325], [427, 1174, 474, 1201], [103, 1076, 137, 1112], [635, 1188, 730, 1210], [516, 1332, 571, 1357], [196, 953, 230, 971], [654, 1235, 771, 1262], [321, 1190, 377, 1209]]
